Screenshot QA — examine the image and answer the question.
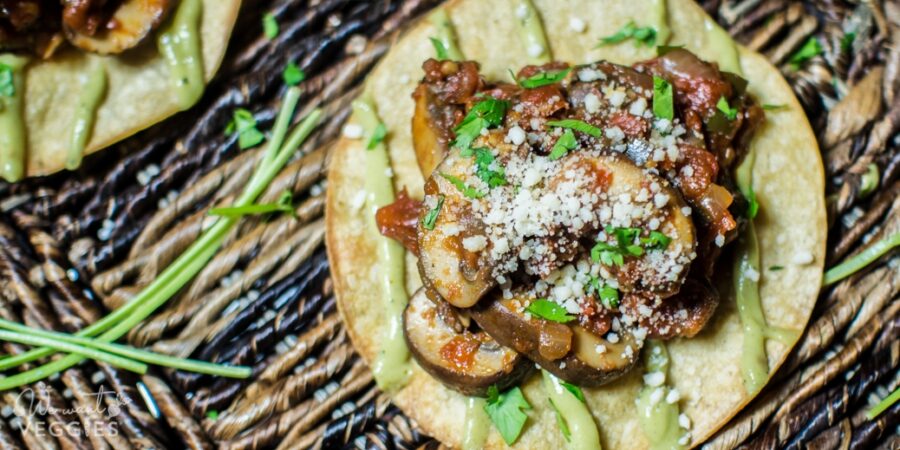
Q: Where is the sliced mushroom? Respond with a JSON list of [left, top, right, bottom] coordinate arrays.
[[412, 85, 451, 178], [404, 288, 532, 396], [63, 0, 173, 54], [471, 294, 640, 387], [417, 154, 497, 308]]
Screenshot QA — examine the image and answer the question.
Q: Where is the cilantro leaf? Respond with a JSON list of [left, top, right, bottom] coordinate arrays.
[[429, 37, 449, 60], [788, 37, 822, 69], [367, 123, 388, 150], [598, 21, 657, 47], [598, 284, 620, 309], [561, 382, 586, 403], [440, 173, 485, 199], [516, 67, 572, 89], [226, 109, 266, 149], [548, 129, 578, 160], [484, 386, 531, 445], [0, 63, 15, 97], [472, 148, 507, 188], [591, 242, 625, 267], [745, 185, 759, 219], [717, 96, 738, 120], [452, 97, 509, 151], [641, 231, 672, 250], [526, 299, 575, 323], [546, 119, 603, 138], [769, 265, 784, 271], [548, 398, 571, 442], [206, 410, 219, 420], [652, 76, 674, 120], [422, 195, 444, 230], [283, 62, 305, 86], [263, 13, 279, 39], [840, 32, 856, 52]]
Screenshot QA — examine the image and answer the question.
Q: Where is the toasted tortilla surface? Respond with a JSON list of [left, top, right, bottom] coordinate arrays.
[[326, 0, 826, 448], [22, 0, 240, 177]]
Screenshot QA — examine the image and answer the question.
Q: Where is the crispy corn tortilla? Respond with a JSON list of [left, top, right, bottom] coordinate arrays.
[[326, 0, 826, 448], [21, 0, 240, 177]]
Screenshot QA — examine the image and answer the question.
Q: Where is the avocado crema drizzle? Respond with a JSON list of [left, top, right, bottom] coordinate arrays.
[[0, 0, 205, 183]]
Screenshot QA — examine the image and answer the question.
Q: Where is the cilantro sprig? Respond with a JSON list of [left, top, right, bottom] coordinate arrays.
[[429, 37, 449, 60], [226, 109, 266, 149], [717, 96, 738, 120], [641, 230, 673, 250], [422, 195, 444, 230], [367, 123, 388, 150], [548, 129, 578, 160], [470, 148, 507, 188], [440, 173, 485, 199], [515, 67, 572, 89], [589, 277, 620, 309], [283, 62, 305, 86], [598, 21, 657, 47], [526, 299, 575, 323], [484, 386, 531, 445], [788, 37, 822, 69], [546, 119, 603, 138], [0, 63, 15, 97], [592, 226, 674, 267], [453, 97, 509, 151], [652, 76, 674, 120], [263, 13, 279, 39]]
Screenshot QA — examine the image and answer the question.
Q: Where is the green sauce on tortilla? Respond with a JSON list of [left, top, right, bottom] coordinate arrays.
[[514, 0, 551, 64], [429, 9, 464, 61], [650, 0, 671, 45], [0, 54, 28, 183], [158, 0, 206, 110], [352, 95, 411, 391], [636, 341, 688, 450], [67, 61, 107, 171], [462, 396, 490, 450], [542, 370, 602, 450]]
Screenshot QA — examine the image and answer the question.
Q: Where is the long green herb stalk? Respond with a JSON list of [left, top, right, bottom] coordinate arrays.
[[0, 87, 320, 390]]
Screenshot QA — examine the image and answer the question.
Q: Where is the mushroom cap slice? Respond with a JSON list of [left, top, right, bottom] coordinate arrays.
[[404, 288, 533, 396]]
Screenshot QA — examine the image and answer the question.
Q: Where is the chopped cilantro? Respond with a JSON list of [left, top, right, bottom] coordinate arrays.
[[745, 185, 759, 219], [641, 231, 672, 250], [526, 299, 575, 323], [548, 129, 578, 160], [422, 195, 445, 230], [367, 123, 388, 150], [516, 67, 572, 89], [548, 399, 571, 441], [472, 148, 507, 188], [656, 45, 685, 56], [652, 76, 674, 120], [769, 265, 784, 271], [788, 37, 822, 69], [440, 173, 484, 198], [283, 62, 305, 86], [597, 283, 620, 309], [546, 119, 603, 138], [840, 32, 856, 52], [598, 21, 657, 47], [226, 109, 266, 149], [591, 226, 646, 267], [561, 382, 585, 403], [206, 410, 219, 420], [453, 97, 509, 151], [717, 96, 738, 120], [429, 37, 449, 60], [591, 242, 625, 267], [0, 63, 15, 97], [762, 103, 788, 111], [263, 13, 279, 39], [484, 386, 531, 445]]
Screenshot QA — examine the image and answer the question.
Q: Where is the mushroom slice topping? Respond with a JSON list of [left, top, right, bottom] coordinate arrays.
[[64, 0, 173, 54], [404, 288, 532, 396]]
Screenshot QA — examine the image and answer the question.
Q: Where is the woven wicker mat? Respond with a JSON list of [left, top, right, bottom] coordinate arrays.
[[0, 0, 897, 448]]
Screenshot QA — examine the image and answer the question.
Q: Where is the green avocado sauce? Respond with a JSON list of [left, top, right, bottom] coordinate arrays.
[[0, 54, 29, 183], [67, 61, 107, 171], [650, 0, 672, 45], [635, 341, 688, 450], [429, 8, 464, 61], [703, 17, 741, 74], [158, 0, 205, 110], [463, 396, 490, 450], [513, 0, 551, 64], [542, 370, 602, 450], [351, 95, 411, 391]]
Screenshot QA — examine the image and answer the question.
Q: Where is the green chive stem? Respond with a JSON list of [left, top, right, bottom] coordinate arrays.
[[867, 386, 899, 419], [0, 330, 147, 374], [0, 319, 250, 378], [0, 96, 321, 390], [823, 231, 900, 286], [208, 203, 291, 218]]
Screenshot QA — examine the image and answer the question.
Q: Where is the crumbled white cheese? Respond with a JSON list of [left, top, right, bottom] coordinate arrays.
[[507, 125, 526, 146], [792, 250, 814, 265], [527, 44, 545, 58], [629, 97, 647, 117], [578, 68, 606, 82], [608, 89, 627, 107], [681, 206, 692, 216], [462, 235, 488, 252], [595, 344, 607, 354], [649, 387, 665, 406], [643, 371, 665, 387], [584, 93, 602, 114], [715, 234, 725, 247], [607, 332, 620, 343], [569, 17, 586, 33], [745, 266, 760, 282], [349, 191, 367, 212], [678, 413, 692, 430], [342, 123, 364, 139], [666, 388, 681, 404]]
